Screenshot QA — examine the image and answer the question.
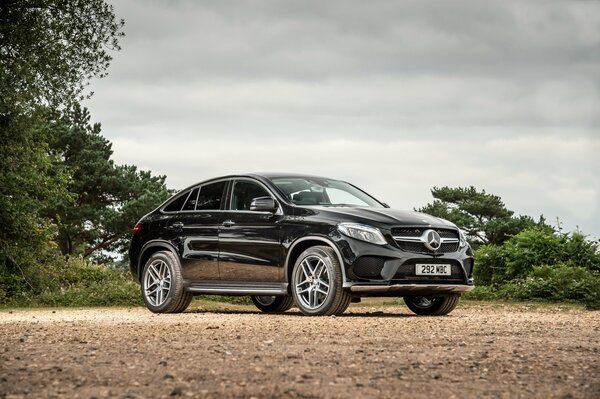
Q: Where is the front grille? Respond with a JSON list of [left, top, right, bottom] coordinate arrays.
[[395, 241, 459, 254], [393, 261, 464, 282], [352, 256, 386, 278], [392, 227, 460, 254], [391, 228, 422, 237], [391, 227, 459, 239]]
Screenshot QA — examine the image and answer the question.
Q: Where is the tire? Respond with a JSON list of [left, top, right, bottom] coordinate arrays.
[[141, 251, 193, 313], [403, 294, 460, 316], [251, 295, 295, 313], [291, 246, 352, 316]]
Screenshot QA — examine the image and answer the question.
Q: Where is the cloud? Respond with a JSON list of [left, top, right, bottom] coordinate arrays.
[[87, 0, 600, 237]]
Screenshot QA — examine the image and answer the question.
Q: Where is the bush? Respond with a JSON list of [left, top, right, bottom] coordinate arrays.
[[466, 264, 600, 310], [3, 257, 141, 307], [474, 228, 600, 285]]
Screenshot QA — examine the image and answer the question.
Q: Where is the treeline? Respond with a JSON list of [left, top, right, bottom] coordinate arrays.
[[1, 1, 170, 304], [419, 187, 600, 309]]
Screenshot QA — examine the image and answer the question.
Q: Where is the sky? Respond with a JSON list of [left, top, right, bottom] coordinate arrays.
[[87, 0, 600, 237]]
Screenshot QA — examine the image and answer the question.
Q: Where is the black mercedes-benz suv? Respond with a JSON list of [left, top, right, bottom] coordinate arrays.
[[129, 173, 474, 316]]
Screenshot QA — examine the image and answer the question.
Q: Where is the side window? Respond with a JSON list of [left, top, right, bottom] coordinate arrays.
[[163, 190, 190, 212], [231, 180, 270, 211], [182, 187, 200, 211], [196, 181, 226, 210]]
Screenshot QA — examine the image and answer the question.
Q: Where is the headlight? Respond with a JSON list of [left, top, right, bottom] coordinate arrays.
[[337, 223, 387, 245], [459, 229, 468, 249]]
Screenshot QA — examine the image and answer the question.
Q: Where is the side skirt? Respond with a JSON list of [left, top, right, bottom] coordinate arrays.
[[185, 281, 289, 296]]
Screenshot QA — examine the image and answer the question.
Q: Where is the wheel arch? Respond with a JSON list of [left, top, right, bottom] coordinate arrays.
[[137, 240, 179, 282], [284, 236, 348, 289]]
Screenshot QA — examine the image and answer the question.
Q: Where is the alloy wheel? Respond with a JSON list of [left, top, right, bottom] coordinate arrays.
[[143, 260, 171, 307], [294, 255, 331, 310]]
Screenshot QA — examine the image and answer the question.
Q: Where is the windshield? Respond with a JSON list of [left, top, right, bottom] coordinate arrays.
[[270, 177, 384, 207]]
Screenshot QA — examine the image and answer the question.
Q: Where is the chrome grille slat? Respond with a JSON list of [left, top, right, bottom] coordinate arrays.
[[391, 227, 460, 254]]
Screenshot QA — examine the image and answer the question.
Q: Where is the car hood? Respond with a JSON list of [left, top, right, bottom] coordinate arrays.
[[310, 206, 456, 229]]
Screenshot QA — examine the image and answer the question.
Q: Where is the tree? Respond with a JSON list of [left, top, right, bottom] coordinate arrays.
[[0, 0, 123, 297], [41, 105, 171, 259], [417, 186, 548, 246], [0, 0, 124, 113]]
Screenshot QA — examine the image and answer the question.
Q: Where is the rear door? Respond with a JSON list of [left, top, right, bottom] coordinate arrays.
[[218, 178, 283, 282], [167, 180, 228, 281]]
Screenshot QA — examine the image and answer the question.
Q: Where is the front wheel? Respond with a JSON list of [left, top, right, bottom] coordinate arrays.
[[403, 294, 460, 316], [251, 295, 295, 313], [291, 246, 351, 316]]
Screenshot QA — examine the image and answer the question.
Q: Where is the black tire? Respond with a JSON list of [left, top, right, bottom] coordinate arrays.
[[141, 251, 193, 313], [291, 246, 352, 316], [251, 295, 295, 313], [403, 294, 460, 316]]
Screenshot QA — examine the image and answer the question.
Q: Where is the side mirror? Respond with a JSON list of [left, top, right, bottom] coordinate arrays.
[[250, 196, 278, 212]]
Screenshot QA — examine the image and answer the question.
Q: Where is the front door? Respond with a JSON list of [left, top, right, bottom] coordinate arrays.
[[219, 179, 283, 282]]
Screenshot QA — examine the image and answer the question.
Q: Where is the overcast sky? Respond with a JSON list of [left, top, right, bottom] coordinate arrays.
[[87, 0, 600, 237]]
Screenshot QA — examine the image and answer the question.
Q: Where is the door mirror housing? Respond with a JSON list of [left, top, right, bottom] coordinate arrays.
[[250, 196, 278, 212]]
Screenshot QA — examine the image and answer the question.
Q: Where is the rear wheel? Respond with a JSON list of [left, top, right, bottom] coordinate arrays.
[[251, 295, 295, 313], [141, 251, 193, 313], [291, 246, 351, 316], [403, 294, 460, 316]]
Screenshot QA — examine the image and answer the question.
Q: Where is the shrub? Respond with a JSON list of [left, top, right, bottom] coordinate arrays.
[[474, 228, 600, 284], [4, 257, 141, 307], [466, 264, 600, 310]]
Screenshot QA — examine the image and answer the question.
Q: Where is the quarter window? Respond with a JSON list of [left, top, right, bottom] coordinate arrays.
[[196, 181, 226, 210], [163, 190, 190, 212], [182, 187, 200, 211], [231, 180, 271, 211]]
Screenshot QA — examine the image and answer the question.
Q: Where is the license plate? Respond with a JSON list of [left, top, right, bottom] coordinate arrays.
[[415, 263, 451, 276]]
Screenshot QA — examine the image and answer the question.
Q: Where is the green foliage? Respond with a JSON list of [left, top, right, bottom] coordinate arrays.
[[41, 105, 172, 259], [475, 228, 600, 285], [3, 257, 141, 307], [0, 0, 124, 113], [0, 0, 129, 306], [470, 228, 600, 310], [466, 265, 600, 310], [0, 110, 71, 298], [417, 186, 547, 246]]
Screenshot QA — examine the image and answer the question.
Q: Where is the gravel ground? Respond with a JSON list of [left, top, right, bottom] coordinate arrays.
[[1, 300, 599, 399]]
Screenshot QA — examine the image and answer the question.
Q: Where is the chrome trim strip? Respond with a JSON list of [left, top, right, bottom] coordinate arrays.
[[392, 236, 459, 244], [349, 284, 474, 293], [186, 285, 288, 295]]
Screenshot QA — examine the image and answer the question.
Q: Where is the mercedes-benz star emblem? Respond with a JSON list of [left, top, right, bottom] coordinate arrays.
[[423, 229, 442, 251]]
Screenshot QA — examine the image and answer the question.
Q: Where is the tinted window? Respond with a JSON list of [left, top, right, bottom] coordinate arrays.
[[182, 187, 200, 211], [271, 177, 383, 207], [196, 181, 226, 210], [231, 180, 270, 211], [163, 190, 190, 212]]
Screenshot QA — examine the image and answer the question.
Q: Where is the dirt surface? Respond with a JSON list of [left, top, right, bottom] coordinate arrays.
[[1, 300, 599, 399]]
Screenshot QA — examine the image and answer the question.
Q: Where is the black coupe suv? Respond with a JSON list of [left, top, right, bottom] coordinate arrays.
[[129, 173, 474, 316]]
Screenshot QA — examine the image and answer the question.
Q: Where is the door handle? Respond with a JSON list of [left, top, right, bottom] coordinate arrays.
[[222, 220, 235, 227], [170, 222, 184, 230]]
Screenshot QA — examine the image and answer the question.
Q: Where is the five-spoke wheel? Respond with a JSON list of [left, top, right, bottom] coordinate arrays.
[[291, 246, 351, 316]]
